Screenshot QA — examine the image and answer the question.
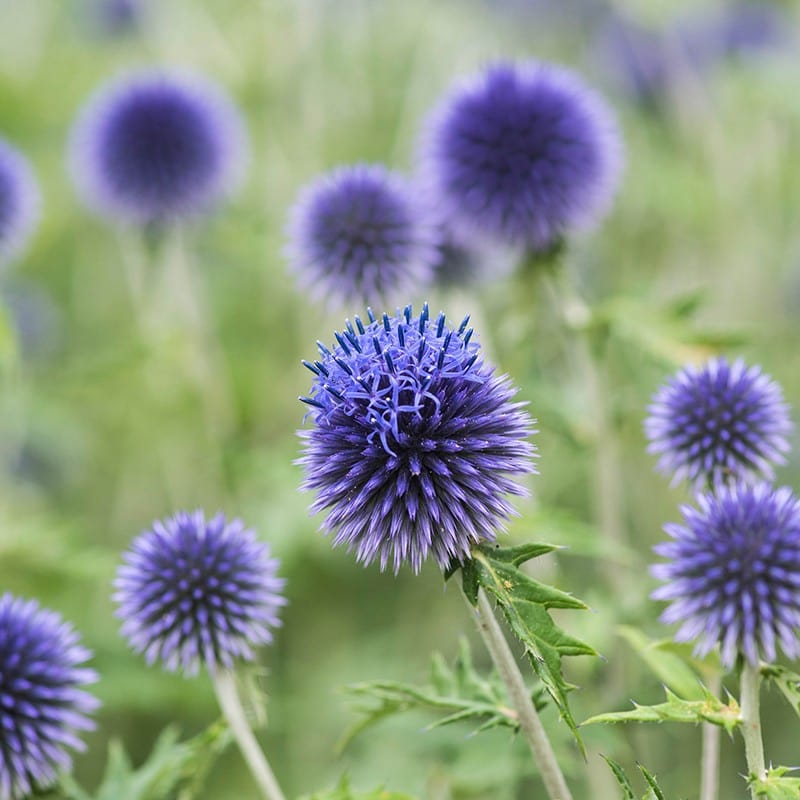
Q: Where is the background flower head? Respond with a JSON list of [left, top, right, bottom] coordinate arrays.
[[286, 164, 437, 307], [645, 357, 791, 487], [0, 138, 39, 266], [69, 70, 247, 225], [0, 594, 98, 800], [299, 304, 536, 573], [420, 60, 623, 252], [114, 511, 286, 675], [652, 482, 800, 667]]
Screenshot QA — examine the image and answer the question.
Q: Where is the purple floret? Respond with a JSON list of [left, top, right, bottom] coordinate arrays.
[[652, 482, 800, 667], [0, 138, 39, 266], [114, 511, 286, 675], [0, 595, 98, 800], [299, 303, 536, 573], [287, 164, 437, 307], [420, 61, 623, 252], [69, 71, 247, 225], [645, 357, 791, 488]]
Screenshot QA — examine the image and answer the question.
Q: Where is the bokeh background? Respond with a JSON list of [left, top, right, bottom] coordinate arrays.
[[1, 0, 800, 797]]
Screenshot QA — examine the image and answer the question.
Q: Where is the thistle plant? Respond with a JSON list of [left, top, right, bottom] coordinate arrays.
[[0, 594, 98, 800], [287, 164, 437, 308], [114, 511, 287, 800], [0, 137, 39, 267]]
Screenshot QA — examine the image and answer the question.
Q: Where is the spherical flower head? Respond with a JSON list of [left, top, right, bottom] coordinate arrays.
[[69, 71, 247, 225], [0, 138, 39, 266], [298, 303, 536, 573], [287, 164, 437, 307], [645, 357, 791, 488], [420, 61, 623, 253], [0, 594, 98, 800], [114, 511, 286, 675], [652, 482, 800, 667]]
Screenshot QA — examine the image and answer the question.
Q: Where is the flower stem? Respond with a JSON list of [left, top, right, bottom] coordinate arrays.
[[739, 661, 766, 799], [464, 588, 573, 800], [700, 671, 722, 800], [211, 669, 286, 800]]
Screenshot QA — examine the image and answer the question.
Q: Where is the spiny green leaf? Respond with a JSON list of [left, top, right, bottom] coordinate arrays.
[[61, 722, 232, 800], [637, 763, 666, 800], [602, 756, 637, 800], [761, 663, 800, 719], [470, 543, 596, 750], [617, 626, 705, 701], [339, 637, 546, 751], [584, 687, 740, 734], [300, 773, 418, 800], [748, 766, 800, 799]]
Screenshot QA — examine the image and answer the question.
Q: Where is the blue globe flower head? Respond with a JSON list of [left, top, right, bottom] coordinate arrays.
[[420, 61, 623, 253], [69, 71, 247, 225], [114, 511, 286, 675], [0, 138, 39, 266], [652, 482, 800, 667], [287, 164, 438, 307], [0, 594, 98, 800], [645, 357, 791, 488], [299, 303, 537, 573]]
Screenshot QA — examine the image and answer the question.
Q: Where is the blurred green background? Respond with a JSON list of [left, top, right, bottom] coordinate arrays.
[[2, 0, 800, 798]]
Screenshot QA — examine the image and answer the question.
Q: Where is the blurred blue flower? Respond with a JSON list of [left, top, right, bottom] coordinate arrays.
[[299, 304, 536, 573], [0, 138, 39, 266], [420, 61, 623, 253], [0, 594, 98, 800], [287, 164, 437, 307], [114, 511, 286, 675], [652, 482, 800, 667], [94, 0, 142, 34], [69, 71, 247, 225], [645, 357, 791, 488], [702, 2, 787, 62]]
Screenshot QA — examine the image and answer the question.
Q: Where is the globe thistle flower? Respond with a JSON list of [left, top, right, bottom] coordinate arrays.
[[645, 357, 791, 488], [299, 303, 536, 573], [114, 511, 286, 675], [420, 61, 623, 253], [287, 164, 437, 307], [0, 138, 39, 266], [0, 594, 98, 800], [652, 482, 800, 667], [69, 71, 247, 225]]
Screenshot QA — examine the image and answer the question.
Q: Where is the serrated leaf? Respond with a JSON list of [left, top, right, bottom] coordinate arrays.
[[584, 687, 741, 734], [339, 637, 546, 751], [61, 722, 232, 800], [618, 626, 705, 701], [761, 663, 800, 719], [602, 756, 637, 799], [637, 763, 666, 800], [749, 766, 800, 799], [469, 543, 596, 750], [300, 774, 417, 800]]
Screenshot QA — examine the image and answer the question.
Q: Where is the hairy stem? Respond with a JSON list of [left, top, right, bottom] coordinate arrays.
[[465, 588, 573, 800], [700, 671, 722, 800], [211, 669, 286, 800], [739, 662, 766, 799]]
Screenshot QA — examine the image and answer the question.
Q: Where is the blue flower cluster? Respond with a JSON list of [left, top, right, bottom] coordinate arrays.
[[286, 59, 623, 306], [647, 358, 800, 668]]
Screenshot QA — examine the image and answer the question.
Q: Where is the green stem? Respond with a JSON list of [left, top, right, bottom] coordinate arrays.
[[740, 662, 766, 799], [211, 669, 286, 800], [700, 671, 722, 800], [464, 588, 573, 800]]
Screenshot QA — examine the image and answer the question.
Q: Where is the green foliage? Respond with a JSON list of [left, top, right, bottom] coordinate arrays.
[[602, 757, 668, 800], [60, 723, 231, 800], [748, 767, 800, 799], [584, 686, 740, 734], [761, 663, 800, 719], [299, 775, 417, 800], [341, 638, 546, 750], [457, 543, 596, 749]]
